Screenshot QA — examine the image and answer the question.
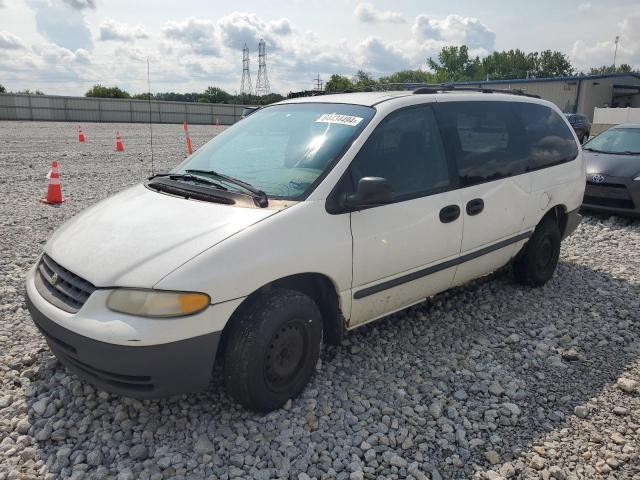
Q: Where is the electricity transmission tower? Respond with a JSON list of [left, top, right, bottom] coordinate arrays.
[[240, 43, 253, 96], [255, 39, 271, 96]]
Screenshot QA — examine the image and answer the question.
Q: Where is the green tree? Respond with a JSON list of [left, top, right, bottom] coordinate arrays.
[[324, 74, 355, 92], [481, 49, 534, 80], [257, 93, 285, 105], [588, 64, 635, 75], [378, 70, 435, 85], [198, 86, 232, 104], [427, 46, 483, 82], [132, 93, 153, 100], [352, 70, 376, 88], [0, 84, 5, 93], [531, 50, 574, 78], [85, 84, 130, 98]]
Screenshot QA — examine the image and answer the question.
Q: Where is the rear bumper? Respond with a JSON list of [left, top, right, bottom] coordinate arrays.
[[26, 293, 220, 398]]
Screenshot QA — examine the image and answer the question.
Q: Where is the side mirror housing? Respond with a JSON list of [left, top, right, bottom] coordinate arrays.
[[343, 177, 392, 209]]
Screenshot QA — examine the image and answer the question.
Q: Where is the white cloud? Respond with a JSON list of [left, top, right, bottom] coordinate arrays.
[[162, 17, 221, 56], [268, 18, 292, 36], [571, 11, 640, 68], [0, 31, 27, 50], [413, 14, 495, 51], [217, 12, 283, 51], [99, 19, 149, 42], [30, 0, 93, 51], [61, 0, 95, 9], [577, 2, 592, 14], [358, 37, 410, 72], [354, 3, 406, 24]]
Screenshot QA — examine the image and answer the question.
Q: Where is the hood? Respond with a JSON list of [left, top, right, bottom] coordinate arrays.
[[45, 184, 277, 287], [584, 151, 640, 178]]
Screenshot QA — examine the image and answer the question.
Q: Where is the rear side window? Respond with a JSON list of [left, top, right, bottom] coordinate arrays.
[[349, 105, 451, 199], [515, 103, 578, 171], [436, 102, 528, 186]]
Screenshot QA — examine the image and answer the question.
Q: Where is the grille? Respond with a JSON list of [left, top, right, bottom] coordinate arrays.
[[584, 182, 635, 210], [35, 254, 96, 313]]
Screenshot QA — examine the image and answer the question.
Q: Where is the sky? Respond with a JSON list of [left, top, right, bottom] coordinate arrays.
[[0, 0, 639, 96]]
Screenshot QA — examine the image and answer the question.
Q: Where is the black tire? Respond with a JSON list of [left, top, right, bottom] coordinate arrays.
[[513, 217, 561, 287], [223, 289, 323, 412]]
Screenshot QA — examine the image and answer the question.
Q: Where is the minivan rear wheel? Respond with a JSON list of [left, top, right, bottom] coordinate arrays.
[[223, 289, 323, 412], [513, 217, 561, 287]]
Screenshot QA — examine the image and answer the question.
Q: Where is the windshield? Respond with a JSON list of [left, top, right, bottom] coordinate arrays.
[[173, 103, 375, 200], [584, 128, 640, 154]]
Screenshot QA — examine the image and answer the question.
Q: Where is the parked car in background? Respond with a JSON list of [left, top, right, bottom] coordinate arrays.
[[25, 89, 585, 412], [582, 123, 640, 218], [565, 113, 591, 143]]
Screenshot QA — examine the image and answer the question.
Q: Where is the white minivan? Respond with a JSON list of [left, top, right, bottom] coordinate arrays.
[[26, 88, 585, 411]]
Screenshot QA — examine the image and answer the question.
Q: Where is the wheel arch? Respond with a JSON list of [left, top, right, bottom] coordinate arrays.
[[218, 272, 345, 357], [542, 203, 568, 237]]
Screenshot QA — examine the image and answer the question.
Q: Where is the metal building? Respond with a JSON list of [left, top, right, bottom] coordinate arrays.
[[453, 73, 640, 121]]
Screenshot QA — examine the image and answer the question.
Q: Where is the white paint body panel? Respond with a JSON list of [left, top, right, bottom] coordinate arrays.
[[349, 190, 463, 325], [44, 184, 277, 287]]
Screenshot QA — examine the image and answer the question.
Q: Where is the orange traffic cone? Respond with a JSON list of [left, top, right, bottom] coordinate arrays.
[[41, 161, 64, 205], [115, 131, 124, 152], [183, 121, 193, 155], [78, 125, 85, 143]]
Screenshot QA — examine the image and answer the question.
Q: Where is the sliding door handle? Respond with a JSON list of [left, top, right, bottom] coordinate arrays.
[[466, 198, 485, 216], [439, 205, 460, 223]]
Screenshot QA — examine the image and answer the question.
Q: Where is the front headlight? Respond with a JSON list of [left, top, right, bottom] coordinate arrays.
[[107, 289, 210, 318]]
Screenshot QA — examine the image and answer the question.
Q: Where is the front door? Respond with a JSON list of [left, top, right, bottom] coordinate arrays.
[[346, 104, 464, 326]]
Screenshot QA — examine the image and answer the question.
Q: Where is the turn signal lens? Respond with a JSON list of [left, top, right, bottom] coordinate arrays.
[[107, 290, 210, 318]]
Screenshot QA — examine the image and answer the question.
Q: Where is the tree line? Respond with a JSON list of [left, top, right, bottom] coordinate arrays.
[[84, 84, 284, 105], [324, 45, 637, 92]]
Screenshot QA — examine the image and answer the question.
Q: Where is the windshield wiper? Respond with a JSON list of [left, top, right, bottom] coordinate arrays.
[[185, 169, 268, 207], [149, 172, 228, 190]]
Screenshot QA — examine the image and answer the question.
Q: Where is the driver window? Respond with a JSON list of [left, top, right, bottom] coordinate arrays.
[[349, 105, 450, 200]]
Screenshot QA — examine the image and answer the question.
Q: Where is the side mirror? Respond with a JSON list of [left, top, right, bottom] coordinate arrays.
[[343, 177, 392, 209]]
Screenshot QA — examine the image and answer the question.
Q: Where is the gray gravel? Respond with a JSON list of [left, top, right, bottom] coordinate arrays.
[[1, 121, 639, 480]]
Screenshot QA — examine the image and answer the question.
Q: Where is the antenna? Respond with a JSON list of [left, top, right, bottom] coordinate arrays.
[[613, 36, 620, 69], [240, 43, 253, 97], [255, 39, 271, 96], [147, 57, 154, 175]]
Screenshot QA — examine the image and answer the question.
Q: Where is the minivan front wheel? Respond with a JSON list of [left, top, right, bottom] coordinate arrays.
[[223, 289, 323, 412], [513, 217, 561, 286]]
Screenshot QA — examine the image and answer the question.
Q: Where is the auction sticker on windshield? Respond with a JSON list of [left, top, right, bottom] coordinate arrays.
[[316, 113, 363, 127]]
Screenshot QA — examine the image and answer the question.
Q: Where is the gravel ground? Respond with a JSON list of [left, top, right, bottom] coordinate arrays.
[[1, 121, 639, 480]]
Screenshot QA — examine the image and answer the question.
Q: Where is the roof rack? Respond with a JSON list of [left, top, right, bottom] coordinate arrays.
[[411, 84, 541, 98], [287, 83, 541, 99]]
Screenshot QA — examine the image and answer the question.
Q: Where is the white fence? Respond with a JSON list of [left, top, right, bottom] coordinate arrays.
[[593, 107, 640, 125], [0, 93, 248, 125]]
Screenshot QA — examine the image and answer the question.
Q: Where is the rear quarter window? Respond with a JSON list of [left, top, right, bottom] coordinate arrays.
[[516, 103, 579, 171]]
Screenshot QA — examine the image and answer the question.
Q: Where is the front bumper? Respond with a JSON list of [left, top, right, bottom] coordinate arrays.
[[26, 293, 221, 398], [582, 175, 640, 218]]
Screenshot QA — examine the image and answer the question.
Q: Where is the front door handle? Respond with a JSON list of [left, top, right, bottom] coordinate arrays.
[[439, 205, 460, 223], [466, 198, 484, 216]]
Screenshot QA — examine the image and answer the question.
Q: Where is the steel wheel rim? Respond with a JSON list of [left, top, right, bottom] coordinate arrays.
[[264, 318, 308, 392], [537, 236, 554, 270]]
